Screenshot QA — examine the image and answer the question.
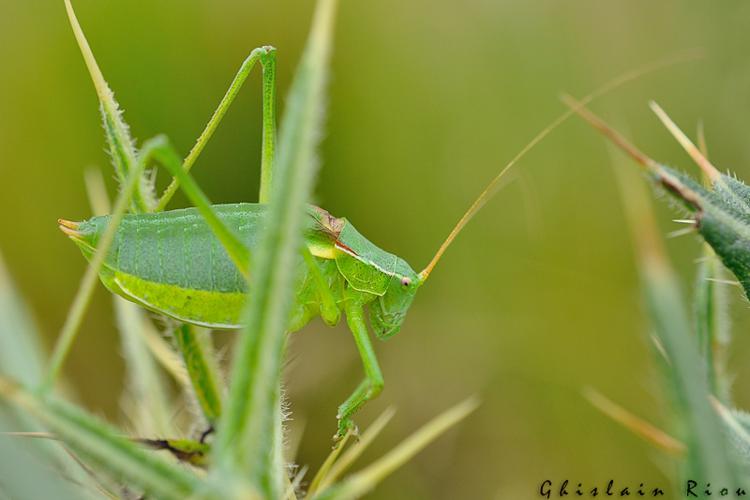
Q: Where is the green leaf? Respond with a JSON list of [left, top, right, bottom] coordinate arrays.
[[0, 377, 204, 500], [210, 0, 338, 495], [63, 0, 149, 212]]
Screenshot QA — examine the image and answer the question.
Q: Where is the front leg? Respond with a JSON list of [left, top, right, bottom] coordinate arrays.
[[336, 297, 384, 439]]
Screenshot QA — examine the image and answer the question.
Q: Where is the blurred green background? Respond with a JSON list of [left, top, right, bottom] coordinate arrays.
[[3, 1, 750, 498]]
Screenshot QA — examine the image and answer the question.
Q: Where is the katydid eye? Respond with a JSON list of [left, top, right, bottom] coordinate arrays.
[[401, 278, 411, 287]]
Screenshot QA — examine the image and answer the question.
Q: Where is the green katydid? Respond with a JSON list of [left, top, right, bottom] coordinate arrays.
[[55, 0, 701, 437]]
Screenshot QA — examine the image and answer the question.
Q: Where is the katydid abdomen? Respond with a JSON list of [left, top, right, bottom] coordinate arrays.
[[61, 203, 357, 331]]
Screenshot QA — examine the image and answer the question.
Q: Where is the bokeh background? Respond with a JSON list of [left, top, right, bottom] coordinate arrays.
[[3, 1, 750, 498]]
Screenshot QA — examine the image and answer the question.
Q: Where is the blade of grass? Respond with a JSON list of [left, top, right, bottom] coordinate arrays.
[[63, 0, 148, 212], [610, 147, 739, 486], [0, 377, 204, 500], [314, 397, 478, 500], [210, 0, 338, 496], [307, 430, 353, 495]]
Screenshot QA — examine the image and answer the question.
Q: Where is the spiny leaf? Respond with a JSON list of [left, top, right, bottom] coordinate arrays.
[[566, 96, 750, 305]]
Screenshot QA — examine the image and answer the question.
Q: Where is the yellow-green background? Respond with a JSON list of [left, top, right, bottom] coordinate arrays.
[[2, 1, 750, 498]]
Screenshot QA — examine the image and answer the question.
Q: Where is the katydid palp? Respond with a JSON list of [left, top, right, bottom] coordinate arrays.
[[56, 0, 701, 437]]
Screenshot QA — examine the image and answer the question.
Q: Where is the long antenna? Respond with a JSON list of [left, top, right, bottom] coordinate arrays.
[[418, 49, 704, 281]]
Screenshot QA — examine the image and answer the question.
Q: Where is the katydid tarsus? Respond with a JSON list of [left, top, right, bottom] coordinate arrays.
[[54, 0, 701, 438]]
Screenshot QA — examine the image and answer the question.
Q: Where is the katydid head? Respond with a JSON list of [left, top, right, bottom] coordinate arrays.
[[369, 257, 422, 340]]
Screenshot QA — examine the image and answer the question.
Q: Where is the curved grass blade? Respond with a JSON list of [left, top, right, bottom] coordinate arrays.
[[63, 0, 148, 212]]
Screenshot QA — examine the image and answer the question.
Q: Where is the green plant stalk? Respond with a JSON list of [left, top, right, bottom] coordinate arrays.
[[210, 0, 338, 495], [174, 324, 224, 424]]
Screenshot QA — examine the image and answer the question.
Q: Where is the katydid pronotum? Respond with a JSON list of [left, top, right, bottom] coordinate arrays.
[[55, 1, 700, 439]]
